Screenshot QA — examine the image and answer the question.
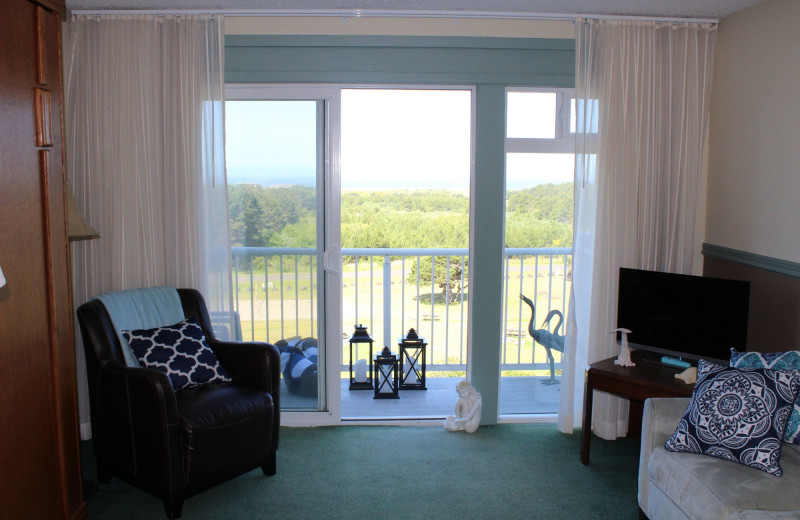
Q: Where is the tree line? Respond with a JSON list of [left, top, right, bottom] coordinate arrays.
[[228, 183, 574, 251], [229, 183, 573, 300]]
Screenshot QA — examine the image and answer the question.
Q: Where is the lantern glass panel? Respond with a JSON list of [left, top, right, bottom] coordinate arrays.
[[399, 330, 427, 390], [349, 325, 374, 390], [374, 353, 399, 399]]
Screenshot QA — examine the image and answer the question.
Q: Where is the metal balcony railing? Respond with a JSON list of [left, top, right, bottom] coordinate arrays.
[[231, 247, 571, 375]]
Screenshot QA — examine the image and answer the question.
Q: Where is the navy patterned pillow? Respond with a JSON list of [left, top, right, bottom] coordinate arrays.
[[730, 348, 800, 444], [123, 318, 231, 391], [664, 359, 800, 476]]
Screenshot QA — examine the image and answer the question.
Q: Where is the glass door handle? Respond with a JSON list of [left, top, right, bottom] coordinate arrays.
[[323, 245, 340, 275]]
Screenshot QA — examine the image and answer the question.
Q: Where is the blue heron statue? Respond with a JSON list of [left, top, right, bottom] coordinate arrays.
[[520, 294, 565, 385]]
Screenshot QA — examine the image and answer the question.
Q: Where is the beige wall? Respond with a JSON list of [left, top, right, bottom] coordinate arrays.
[[706, 0, 800, 263], [226, 16, 574, 38]]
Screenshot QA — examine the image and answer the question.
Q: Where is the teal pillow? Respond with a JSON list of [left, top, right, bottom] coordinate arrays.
[[730, 348, 800, 444]]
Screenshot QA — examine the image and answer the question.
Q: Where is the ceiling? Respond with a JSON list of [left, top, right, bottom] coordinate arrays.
[[65, 0, 766, 21]]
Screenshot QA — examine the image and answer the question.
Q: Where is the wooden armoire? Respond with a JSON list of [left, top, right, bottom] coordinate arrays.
[[0, 0, 87, 518]]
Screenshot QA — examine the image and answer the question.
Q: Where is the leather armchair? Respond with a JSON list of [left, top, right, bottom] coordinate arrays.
[[77, 288, 280, 519]]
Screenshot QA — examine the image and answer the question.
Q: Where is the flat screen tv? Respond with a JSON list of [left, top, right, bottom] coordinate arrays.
[[616, 267, 750, 365]]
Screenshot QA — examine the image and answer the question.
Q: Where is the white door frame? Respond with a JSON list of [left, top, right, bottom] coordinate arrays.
[[226, 84, 343, 426]]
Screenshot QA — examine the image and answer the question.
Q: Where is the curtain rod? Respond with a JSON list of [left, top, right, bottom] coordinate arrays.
[[69, 8, 719, 24]]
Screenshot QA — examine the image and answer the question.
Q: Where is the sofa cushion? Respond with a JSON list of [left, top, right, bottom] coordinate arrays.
[[648, 443, 800, 519], [664, 360, 800, 476], [731, 349, 800, 444], [123, 318, 231, 391]]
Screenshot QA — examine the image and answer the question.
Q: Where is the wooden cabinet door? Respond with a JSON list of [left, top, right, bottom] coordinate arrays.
[[0, 1, 86, 518]]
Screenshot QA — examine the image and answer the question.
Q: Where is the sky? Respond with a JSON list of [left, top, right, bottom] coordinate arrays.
[[224, 89, 574, 191], [225, 100, 318, 187]]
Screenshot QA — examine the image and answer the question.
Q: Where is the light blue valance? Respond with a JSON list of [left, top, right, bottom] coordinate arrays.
[[225, 35, 575, 87]]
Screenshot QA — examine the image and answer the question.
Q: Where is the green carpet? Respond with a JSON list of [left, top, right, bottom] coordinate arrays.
[[83, 424, 641, 519]]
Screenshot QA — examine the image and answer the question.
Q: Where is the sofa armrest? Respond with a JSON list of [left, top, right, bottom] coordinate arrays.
[[638, 397, 690, 513]]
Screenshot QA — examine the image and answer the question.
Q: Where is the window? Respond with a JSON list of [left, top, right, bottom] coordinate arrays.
[[500, 87, 575, 415], [505, 88, 574, 152], [507, 91, 558, 138]]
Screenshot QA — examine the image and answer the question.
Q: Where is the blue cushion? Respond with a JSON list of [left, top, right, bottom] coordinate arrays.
[[123, 318, 231, 391], [731, 349, 800, 444], [276, 337, 319, 397], [665, 359, 800, 476]]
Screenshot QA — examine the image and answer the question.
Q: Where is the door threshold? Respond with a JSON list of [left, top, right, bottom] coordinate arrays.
[[341, 416, 445, 424]]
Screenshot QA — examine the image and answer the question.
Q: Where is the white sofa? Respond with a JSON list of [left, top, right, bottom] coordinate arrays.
[[638, 397, 800, 520]]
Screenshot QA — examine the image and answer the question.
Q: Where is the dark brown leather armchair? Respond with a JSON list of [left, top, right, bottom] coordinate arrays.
[[77, 288, 280, 519]]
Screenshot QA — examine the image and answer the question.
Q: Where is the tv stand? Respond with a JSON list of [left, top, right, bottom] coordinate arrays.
[[581, 349, 694, 465]]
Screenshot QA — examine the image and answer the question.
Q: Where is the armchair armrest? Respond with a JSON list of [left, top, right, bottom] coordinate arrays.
[[94, 362, 179, 430], [638, 397, 690, 513], [210, 341, 279, 391], [210, 339, 281, 450], [92, 362, 182, 487]]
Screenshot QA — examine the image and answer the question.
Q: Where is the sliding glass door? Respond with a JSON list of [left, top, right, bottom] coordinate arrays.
[[225, 85, 342, 420], [225, 84, 475, 423]]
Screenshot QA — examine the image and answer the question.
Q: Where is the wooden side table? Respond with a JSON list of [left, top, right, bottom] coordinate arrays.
[[581, 349, 694, 465]]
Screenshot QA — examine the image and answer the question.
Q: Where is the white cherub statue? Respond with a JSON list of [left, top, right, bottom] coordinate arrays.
[[611, 328, 635, 367], [444, 379, 482, 433]]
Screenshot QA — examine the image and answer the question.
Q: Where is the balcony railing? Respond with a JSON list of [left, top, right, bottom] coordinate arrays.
[[231, 247, 571, 375]]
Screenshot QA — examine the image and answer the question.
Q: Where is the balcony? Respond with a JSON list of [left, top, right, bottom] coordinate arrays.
[[231, 246, 570, 419]]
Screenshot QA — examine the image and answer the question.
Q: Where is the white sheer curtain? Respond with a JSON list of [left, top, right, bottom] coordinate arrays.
[[64, 14, 231, 439], [559, 19, 716, 439]]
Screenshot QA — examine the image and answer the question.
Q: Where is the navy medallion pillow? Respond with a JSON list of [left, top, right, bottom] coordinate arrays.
[[730, 348, 800, 444], [665, 359, 800, 476], [123, 318, 231, 391]]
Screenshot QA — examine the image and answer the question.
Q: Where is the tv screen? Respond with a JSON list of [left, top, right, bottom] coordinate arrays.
[[616, 267, 750, 364]]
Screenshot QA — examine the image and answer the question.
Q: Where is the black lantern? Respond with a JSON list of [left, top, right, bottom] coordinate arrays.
[[399, 328, 427, 390], [374, 346, 399, 399], [349, 324, 374, 390]]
